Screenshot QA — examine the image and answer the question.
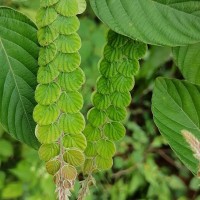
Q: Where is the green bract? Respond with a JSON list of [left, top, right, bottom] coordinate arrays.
[[33, 0, 86, 196], [83, 30, 147, 173]]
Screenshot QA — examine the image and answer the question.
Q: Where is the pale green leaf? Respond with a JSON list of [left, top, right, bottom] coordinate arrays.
[[63, 149, 85, 167], [96, 139, 116, 158], [95, 155, 113, 171], [63, 133, 87, 150], [38, 143, 60, 162], [59, 112, 85, 134]]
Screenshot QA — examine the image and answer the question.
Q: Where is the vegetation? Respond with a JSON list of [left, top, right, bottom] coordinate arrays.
[[0, 0, 200, 200]]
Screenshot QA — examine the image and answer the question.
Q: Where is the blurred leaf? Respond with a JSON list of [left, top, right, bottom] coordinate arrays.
[[10, 161, 33, 182], [2, 182, 23, 199], [151, 136, 166, 148], [110, 180, 128, 200], [128, 172, 145, 195], [0, 139, 13, 158], [168, 175, 186, 191], [189, 177, 200, 191], [127, 122, 148, 144], [0, 171, 5, 189], [0, 124, 4, 136], [138, 46, 171, 80]]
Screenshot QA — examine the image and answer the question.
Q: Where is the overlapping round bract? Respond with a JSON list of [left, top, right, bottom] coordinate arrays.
[[63, 149, 85, 167], [83, 30, 146, 173], [35, 123, 61, 144], [57, 68, 85, 91], [33, 104, 60, 125], [63, 133, 86, 150], [34, 0, 86, 183], [59, 112, 85, 134], [37, 63, 60, 84], [36, 7, 58, 28], [54, 52, 81, 72], [55, 0, 79, 17], [35, 82, 61, 105], [39, 143, 60, 161], [37, 25, 59, 46], [58, 91, 83, 113], [52, 16, 80, 35], [46, 160, 61, 175]]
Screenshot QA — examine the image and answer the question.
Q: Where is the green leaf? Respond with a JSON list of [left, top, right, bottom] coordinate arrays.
[[55, 33, 81, 53], [55, 0, 79, 17], [95, 155, 113, 171], [84, 141, 97, 157], [83, 158, 95, 174], [90, 0, 200, 46], [52, 16, 80, 35], [63, 133, 87, 150], [35, 82, 61, 105], [107, 105, 127, 121], [0, 139, 13, 158], [0, 7, 39, 149], [104, 122, 126, 141], [2, 182, 23, 199], [152, 78, 200, 174], [83, 124, 102, 141], [40, 0, 59, 8], [35, 123, 61, 144], [58, 91, 83, 113], [173, 42, 200, 85], [87, 108, 107, 127], [77, 0, 87, 14], [59, 112, 85, 134], [96, 139, 116, 158]]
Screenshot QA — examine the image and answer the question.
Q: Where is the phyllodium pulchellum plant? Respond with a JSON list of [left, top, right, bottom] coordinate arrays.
[[33, 0, 147, 196], [33, 0, 87, 198]]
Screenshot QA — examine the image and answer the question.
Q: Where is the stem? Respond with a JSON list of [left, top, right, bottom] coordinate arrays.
[[56, 133, 69, 200], [77, 174, 94, 200]]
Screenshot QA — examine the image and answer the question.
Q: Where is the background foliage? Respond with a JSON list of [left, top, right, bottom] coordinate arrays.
[[0, 0, 200, 199]]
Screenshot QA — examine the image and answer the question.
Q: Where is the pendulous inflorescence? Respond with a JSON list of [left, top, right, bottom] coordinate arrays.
[[33, 0, 87, 198], [83, 30, 147, 174]]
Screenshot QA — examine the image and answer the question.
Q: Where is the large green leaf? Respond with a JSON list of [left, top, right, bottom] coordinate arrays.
[[152, 78, 200, 174], [90, 0, 200, 46], [173, 42, 200, 85], [0, 7, 39, 149]]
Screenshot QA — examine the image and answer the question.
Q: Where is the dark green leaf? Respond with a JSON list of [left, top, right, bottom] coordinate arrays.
[[173, 42, 200, 85], [0, 7, 39, 149], [152, 78, 200, 174], [90, 0, 200, 46]]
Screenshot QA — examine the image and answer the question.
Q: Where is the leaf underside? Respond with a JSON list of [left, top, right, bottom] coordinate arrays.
[[90, 0, 200, 46], [152, 78, 200, 174], [0, 7, 39, 149]]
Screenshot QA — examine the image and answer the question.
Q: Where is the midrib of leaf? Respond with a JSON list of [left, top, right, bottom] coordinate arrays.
[[157, 81, 200, 132], [0, 38, 34, 138]]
